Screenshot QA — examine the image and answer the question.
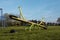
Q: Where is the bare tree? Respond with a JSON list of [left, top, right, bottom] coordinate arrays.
[[57, 17, 60, 23]]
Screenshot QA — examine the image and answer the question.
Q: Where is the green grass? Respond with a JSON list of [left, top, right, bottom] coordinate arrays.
[[0, 26, 60, 40]]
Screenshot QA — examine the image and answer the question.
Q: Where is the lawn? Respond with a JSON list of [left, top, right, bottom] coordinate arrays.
[[0, 26, 60, 40]]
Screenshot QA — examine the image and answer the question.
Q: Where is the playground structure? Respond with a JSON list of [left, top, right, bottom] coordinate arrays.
[[9, 6, 47, 31]]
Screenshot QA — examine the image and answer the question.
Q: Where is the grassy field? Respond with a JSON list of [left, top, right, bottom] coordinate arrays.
[[0, 26, 60, 40]]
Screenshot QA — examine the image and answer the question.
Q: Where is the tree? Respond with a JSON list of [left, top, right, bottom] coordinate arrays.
[[57, 17, 60, 23], [4, 13, 14, 26]]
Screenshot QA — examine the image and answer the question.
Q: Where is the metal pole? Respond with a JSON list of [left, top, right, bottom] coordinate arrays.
[[0, 8, 3, 27]]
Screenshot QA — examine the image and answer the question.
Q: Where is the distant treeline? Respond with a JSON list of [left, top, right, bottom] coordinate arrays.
[[0, 19, 60, 27], [0, 13, 60, 27], [29, 20, 60, 26]]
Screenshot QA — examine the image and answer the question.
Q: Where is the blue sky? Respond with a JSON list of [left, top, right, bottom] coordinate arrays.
[[0, 0, 60, 22]]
